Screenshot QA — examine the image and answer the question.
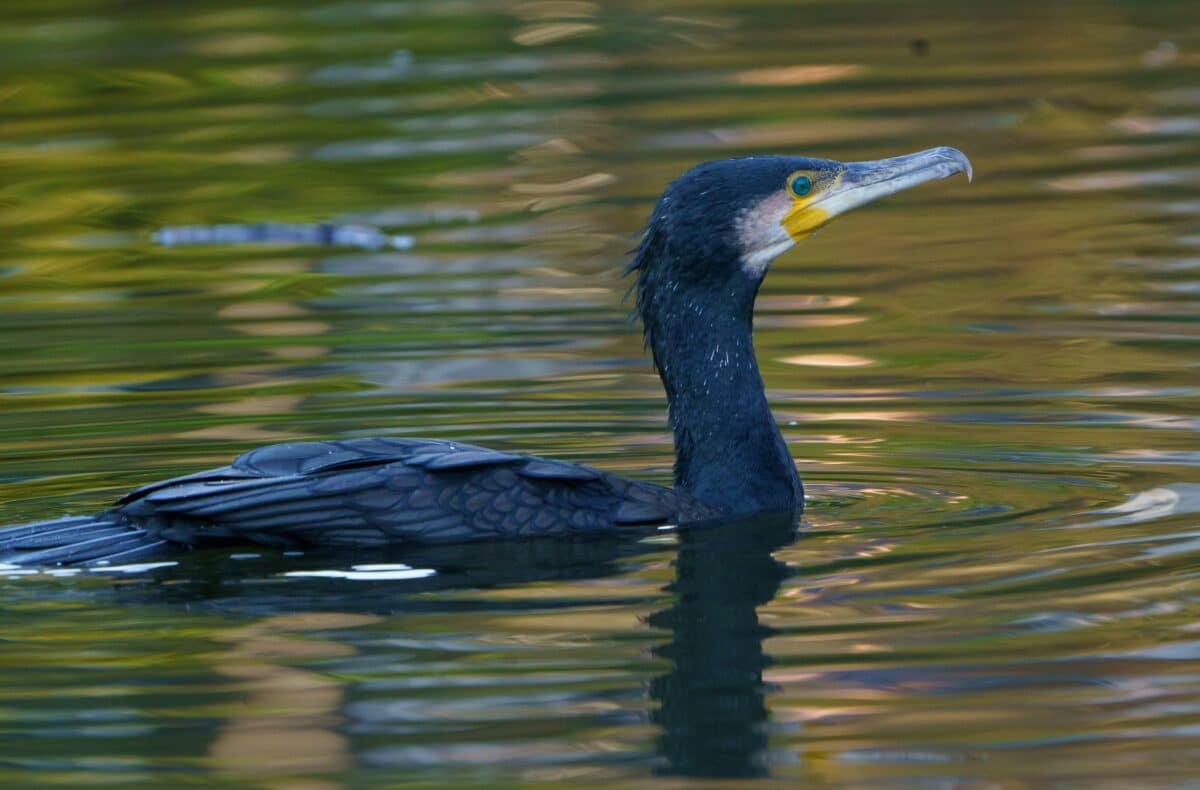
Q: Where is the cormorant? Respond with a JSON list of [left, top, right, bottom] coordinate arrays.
[[0, 147, 971, 565]]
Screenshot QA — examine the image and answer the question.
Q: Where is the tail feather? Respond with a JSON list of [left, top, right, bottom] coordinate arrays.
[[0, 513, 169, 567]]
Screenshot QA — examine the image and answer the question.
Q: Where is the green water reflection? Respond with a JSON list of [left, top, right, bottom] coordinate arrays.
[[1, 0, 1199, 784]]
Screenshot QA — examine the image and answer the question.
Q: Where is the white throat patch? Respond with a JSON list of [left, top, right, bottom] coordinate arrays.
[[736, 190, 796, 277]]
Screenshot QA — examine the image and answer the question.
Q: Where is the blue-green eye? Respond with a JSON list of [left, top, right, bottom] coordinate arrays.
[[790, 175, 813, 197]]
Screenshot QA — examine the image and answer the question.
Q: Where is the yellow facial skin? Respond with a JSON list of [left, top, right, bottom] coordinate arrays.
[[781, 170, 844, 241], [777, 148, 973, 244]]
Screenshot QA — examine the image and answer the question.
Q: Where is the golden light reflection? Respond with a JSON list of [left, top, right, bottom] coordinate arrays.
[[1073, 142, 1186, 162], [525, 195, 586, 211], [221, 144, 301, 164], [812, 434, 885, 444], [193, 33, 294, 57], [513, 23, 598, 46], [219, 302, 315, 321], [515, 138, 584, 160], [510, 172, 616, 195], [199, 395, 305, 417], [757, 295, 860, 310], [790, 410, 925, 422], [232, 321, 331, 337], [853, 542, 896, 558], [220, 301, 330, 337], [209, 613, 380, 777], [220, 65, 298, 88], [207, 279, 273, 297], [267, 345, 329, 360], [499, 286, 609, 298], [526, 266, 577, 277], [735, 64, 861, 86], [781, 353, 876, 368], [1048, 169, 1185, 192], [850, 642, 891, 653], [179, 424, 299, 442], [1111, 116, 1200, 136], [760, 314, 866, 328], [231, 260, 310, 276]]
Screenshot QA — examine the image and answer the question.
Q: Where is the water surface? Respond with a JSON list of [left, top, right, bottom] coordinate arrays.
[[1, 0, 1199, 784]]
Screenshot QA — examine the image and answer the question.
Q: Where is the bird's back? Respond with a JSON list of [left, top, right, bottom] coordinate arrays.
[[121, 437, 685, 546], [0, 438, 692, 565]]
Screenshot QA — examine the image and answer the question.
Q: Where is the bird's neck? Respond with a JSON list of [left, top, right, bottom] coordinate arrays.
[[644, 287, 803, 516]]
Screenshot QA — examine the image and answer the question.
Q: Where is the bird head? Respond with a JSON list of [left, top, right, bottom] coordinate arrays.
[[628, 147, 972, 304]]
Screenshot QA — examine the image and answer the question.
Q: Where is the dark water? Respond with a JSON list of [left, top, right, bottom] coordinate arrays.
[[2, 0, 1199, 784]]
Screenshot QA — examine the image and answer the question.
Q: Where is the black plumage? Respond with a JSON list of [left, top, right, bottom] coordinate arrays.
[[0, 440, 697, 564], [0, 148, 970, 564], [139, 438, 688, 543]]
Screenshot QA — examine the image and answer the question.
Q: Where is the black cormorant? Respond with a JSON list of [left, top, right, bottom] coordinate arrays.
[[0, 147, 971, 565]]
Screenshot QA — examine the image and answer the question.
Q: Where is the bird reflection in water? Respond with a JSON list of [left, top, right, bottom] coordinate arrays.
[[101, 514, 798, 778], [650, 513, 796, 777]]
